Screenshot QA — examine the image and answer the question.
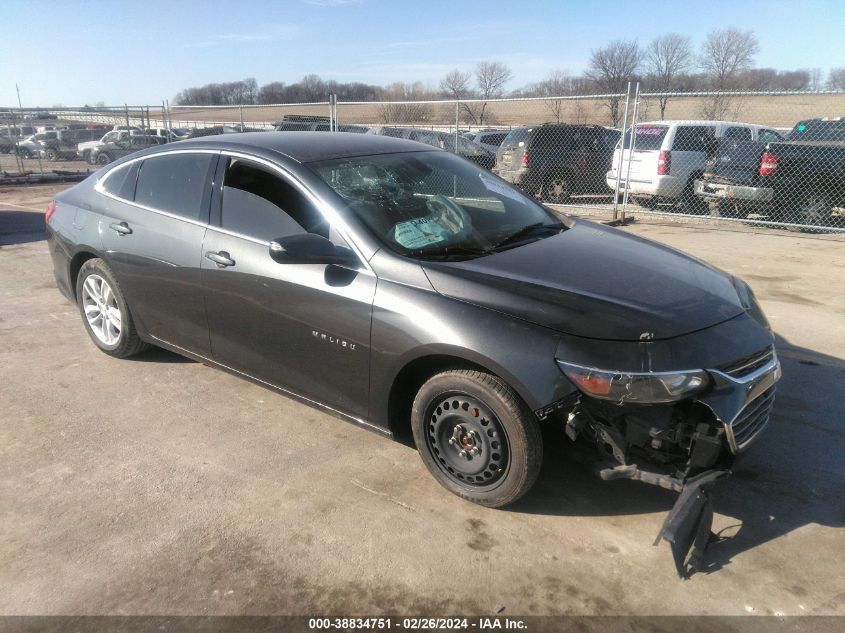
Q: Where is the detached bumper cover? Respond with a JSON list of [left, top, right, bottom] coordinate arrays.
[[694, 179, 773, 203]]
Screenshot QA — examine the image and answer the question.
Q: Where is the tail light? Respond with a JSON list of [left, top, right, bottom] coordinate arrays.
[[45, 200, 57, 224], [521, 151, 529, 168], [759, 151, 779, 176], [657, 150, 671, 175]]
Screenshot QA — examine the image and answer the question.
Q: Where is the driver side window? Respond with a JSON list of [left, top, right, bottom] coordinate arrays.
[[220, 158, 346, 246]]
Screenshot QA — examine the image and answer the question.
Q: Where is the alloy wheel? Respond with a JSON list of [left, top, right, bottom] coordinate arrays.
[[81, 274, 122, 345]]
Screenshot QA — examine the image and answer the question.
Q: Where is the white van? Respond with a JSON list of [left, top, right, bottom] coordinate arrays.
[[606, 120, 781, 207]]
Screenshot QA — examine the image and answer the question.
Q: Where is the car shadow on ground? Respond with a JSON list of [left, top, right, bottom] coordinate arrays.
[[0, 210, 47, 245], [508, 333, 845, 574], [131, 346, 197, 364]]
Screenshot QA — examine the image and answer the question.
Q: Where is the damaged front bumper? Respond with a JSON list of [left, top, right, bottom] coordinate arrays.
[[552, 345, 781, 577]]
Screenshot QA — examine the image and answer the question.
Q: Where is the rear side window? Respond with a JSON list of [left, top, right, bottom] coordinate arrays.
[[724, 127, 752, 142], [623, 126, 667, 150], [101, 161, 140, 200], [672, 126, 713, 151], [135, 153, 215, 221]]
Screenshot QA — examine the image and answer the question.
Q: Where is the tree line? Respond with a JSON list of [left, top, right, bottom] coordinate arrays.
[[174, 28, 845, 125]]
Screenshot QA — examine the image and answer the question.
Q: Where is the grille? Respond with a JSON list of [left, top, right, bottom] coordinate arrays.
[[730, 385, 777, 451], [719, 346, 774, 378]]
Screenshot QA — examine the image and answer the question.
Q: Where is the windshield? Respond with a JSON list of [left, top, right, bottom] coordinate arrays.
[[309, 150, 562, 260], [621, 125, 668, 150]]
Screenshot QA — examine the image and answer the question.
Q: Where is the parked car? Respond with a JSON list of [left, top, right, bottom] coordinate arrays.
[[88, 134, 166, 165], [46, 131, 780, 575], [493, 124, 621, 202], [368, 126, 495, 170], [15, 131, 57, 158], [40, 127, 111, 161], [145, 127, 190, 141], [693, 129, 784, 218], [465, 130, 509, 154], [77, 130, 128, 164], [607, 120, 781, 208]]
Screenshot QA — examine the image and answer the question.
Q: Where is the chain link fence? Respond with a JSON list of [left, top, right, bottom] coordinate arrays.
[[3, 90, 844, 232]]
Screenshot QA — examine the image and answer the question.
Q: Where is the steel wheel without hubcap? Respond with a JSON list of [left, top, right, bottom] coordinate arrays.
[[81, 274, 122, 345], [425, 393, 510, 490]]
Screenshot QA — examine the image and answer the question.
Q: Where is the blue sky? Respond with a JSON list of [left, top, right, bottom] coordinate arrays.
[[2, 0, 843, 106]]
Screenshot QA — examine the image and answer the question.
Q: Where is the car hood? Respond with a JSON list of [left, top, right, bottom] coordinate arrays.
[[421, 220, 745, 341]]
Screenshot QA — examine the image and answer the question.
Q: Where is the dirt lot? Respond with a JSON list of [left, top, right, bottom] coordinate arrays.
[[1, 182, 844, 617]]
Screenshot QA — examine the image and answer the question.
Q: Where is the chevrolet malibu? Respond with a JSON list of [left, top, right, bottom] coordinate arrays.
[[46, 133, 781, 575]]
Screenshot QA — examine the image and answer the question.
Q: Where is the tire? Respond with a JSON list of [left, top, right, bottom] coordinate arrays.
[[681, 178, 707, 213], [96, 153, 112, 165], [18, 147, 32, 159], [634, 196, 659, 209], [83, 151, 94, 165], [76, 258, 149, 358], [45, 148, 58, 161], [541, 173, 572, 204], [793, 191, 833, 227], [411, 369, 543, 508]]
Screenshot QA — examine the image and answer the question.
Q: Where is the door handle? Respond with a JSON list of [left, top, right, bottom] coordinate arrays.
[[109, 221, 132, 235], [206, 250, 235, 268]]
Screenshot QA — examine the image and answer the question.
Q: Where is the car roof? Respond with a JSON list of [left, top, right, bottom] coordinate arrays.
[[177, 131, 435, 163], [637, 120, 764, 127]]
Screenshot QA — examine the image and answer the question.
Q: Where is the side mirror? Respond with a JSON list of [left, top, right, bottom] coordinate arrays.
[[269, 233, 357, 266]]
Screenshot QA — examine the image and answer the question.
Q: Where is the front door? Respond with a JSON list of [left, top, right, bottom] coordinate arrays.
[[201, 156, 375, 418]]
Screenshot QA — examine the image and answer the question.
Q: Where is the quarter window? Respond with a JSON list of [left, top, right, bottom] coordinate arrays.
[[220, 159, 335, 243], [135, 153, 214, 221], [101, 161, 140, 200], [724, 127, 752, 141]]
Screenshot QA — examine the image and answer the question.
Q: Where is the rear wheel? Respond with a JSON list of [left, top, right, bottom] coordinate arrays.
[[76, 258, 149, 358], [634, 196, 659, 209], [45, 148, 58, 161], [411, 369, 542, 508], [541, 174, 572, 204], [793, 191, 833, 227]]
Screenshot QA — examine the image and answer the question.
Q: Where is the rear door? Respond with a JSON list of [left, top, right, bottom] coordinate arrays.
[[201, 155, 375, 417], [613, 124, 669, 185], [98, 151, 217, 354]]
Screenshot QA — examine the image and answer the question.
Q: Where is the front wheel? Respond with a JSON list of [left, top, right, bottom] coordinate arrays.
[[96, 153, 112, 165], [76, 258, 149, 358], [411, 369, 543, 507]]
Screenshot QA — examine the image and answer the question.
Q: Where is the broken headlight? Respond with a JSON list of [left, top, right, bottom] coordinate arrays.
[[557, 361, 709, 404]]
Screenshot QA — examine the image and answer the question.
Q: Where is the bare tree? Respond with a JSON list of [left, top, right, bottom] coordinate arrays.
[[585, 39, 642, 126], [533, 69, 575, 122], [828, 67, 845, 90], [440, 69, 478, 124], [808, 68, 823, 91], [699, 28, 759, 89], [645, 34, 692, 118], [474, 61, 512, 125]]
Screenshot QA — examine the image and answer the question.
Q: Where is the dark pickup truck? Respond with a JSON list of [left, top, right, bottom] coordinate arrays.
[[695, 118, 845, 226]]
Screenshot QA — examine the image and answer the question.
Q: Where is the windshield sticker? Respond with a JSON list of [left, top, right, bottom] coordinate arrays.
[[392, 217, 450, 249], [479, 173, 525, 203]]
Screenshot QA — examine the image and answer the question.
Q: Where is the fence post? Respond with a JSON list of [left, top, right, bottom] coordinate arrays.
[[621, 82, 641, 222], [454, 101, 459, 154], [612, 83, 631, 220]]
